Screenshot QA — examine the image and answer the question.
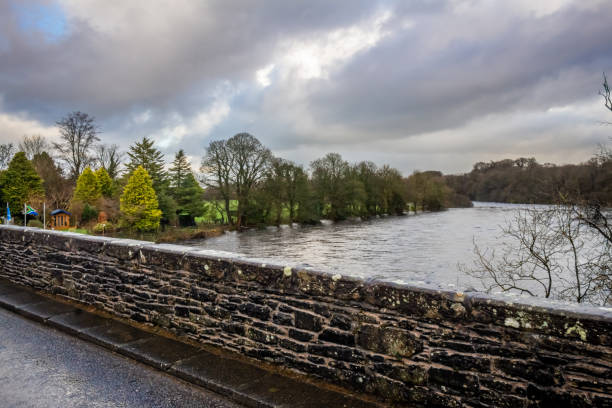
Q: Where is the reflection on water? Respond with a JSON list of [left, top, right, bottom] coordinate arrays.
[[181, 202, 534, 290]]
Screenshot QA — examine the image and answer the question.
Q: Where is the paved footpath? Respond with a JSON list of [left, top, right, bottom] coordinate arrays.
[[0, 307, 243, 408]]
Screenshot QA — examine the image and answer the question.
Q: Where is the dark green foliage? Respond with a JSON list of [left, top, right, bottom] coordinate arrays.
[[0, 152, 44, 214], [169, 150, 205, 225], [81, 204, 98, 223]]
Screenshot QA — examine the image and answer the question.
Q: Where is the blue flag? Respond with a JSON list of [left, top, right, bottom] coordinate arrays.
[[6, 203, 10, 222]]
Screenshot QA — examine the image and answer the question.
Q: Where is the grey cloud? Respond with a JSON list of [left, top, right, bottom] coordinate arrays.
[[0, 0, 611, 174]]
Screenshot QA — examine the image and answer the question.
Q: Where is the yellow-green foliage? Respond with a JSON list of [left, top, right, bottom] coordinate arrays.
[[73, 167, 101, 205], [120, 166, 162, 231], [95, 167, 114, 197]]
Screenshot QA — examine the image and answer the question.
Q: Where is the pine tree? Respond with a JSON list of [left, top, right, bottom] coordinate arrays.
[[169, 149, 191, 190], [0, 152, 44, 215], [95, 167, 114, 197], [125, 137, 167, 189], [124, 137, 175, 224], [73, 167, 101, 205], [120, 166, 162, 231]]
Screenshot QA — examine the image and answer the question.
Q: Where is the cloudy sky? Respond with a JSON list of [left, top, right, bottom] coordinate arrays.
[[1, 0, 611, 174]]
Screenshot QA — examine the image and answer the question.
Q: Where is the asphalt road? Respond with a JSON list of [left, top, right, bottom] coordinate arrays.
[[0, 308, 243, 408]]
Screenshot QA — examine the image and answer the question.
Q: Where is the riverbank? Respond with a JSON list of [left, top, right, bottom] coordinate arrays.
[[64, 224, 228, 244]]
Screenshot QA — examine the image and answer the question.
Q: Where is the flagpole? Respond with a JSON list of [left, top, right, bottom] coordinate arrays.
[[43, 202, 46, 230], [24, 203, 26, 227]]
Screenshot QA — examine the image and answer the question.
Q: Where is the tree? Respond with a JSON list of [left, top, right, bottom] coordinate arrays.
[[465, 205, 610, 305], [201, 139, 234, 225], [226, 133, 272, 227], [120, 166, 162, 232], [95, 167, 114, 198], [73, 167, 101, 205], [600, 72, 612, 115], [96, 144, 123, 179], [32, 152, 73, 210], [54, 112, 100, 180], [125, 137, 166, 187], [19, 135, 49, 160], [0, 143, 14, 170], [0, 152, 44, 216], [310, 153, 351, 220], [169, 149, 191, 191], [169, 151, 204, 225], [125, 137, 175, 225]]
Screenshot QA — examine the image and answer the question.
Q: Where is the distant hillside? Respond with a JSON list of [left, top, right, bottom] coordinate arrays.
[[444, 155, 612, 206]]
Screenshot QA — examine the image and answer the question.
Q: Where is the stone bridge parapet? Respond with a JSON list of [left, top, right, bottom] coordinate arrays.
[[0, 225, 610, 407]]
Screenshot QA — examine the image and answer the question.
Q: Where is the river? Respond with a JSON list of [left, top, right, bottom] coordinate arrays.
[[181, 202, 549, 292]]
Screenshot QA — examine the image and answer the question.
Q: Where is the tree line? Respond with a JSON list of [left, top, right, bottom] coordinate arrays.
[[445, 154, 612, 206], [0, 113, 469, 233]]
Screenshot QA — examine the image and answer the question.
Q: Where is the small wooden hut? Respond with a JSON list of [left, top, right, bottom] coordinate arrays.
[[50, 209, 71, 230]]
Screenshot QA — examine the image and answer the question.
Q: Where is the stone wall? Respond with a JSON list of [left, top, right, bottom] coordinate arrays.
[[0, 225, 610, 407]]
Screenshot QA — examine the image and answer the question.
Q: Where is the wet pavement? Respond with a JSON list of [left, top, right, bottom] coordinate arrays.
[[0, 280, 378, 408], [0, 307, 242, 408]]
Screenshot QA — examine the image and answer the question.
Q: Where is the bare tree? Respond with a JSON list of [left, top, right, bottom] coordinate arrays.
[[54, 111, 100, 180], [465, 205, 610, 305], [601, 73, 612, 113], [227, 133, 272, 227], [201, 139, 234, 225], [19, 135, 49, 160], [0, 143, 14, 170], [95, 144, 123, 179]]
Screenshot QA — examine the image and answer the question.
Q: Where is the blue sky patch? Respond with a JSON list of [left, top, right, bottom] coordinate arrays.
[[13, 1, 67, 41]]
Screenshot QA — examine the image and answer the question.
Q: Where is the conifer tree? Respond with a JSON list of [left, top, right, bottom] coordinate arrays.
[[73, 167, 101, 205], [95, 167, 114, 197], [125, 137, 167, 189], [0, 152, 44, 215], [120, 166, 162, 231], [169, 149, 191, 190], [124, 137, 175, 224]]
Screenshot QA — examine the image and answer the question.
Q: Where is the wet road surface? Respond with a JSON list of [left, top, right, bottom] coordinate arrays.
[[0, 307, 243, 408]]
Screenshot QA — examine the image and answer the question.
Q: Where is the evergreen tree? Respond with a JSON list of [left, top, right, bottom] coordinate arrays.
[[125, 137, 166, 189], [120, 166, 162, 231], [168, 151, 204, 224], [95, 167, 114, 197], [0, 152, 44, 215], [73, 167, 101, 205], [124, 137, 175, 224], [169, 149, 191, 190]]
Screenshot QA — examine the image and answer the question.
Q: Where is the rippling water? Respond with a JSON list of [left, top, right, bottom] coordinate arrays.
[[181, 202, 540, 290]]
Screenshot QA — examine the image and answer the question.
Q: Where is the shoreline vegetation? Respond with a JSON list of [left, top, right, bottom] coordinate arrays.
[[0, 113, 609, 244]]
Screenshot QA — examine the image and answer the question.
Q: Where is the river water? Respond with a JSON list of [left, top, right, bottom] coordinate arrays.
[[181, 202, 542, 291]]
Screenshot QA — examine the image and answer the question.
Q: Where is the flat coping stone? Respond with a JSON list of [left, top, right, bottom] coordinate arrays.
[[17, 300, 77, 323], [118, 336, 206, 370], [47, 309, 110, 336], [80, 321, 156, 350], [0, 291, 48, 311]]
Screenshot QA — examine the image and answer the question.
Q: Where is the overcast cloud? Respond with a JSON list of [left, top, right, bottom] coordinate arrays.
[[0, 0, 611, 173]]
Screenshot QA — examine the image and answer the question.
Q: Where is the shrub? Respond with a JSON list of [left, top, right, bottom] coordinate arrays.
[[93, 222, 113, 234], [81, 203, 99, 223], [27, 219, 44, 228]]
